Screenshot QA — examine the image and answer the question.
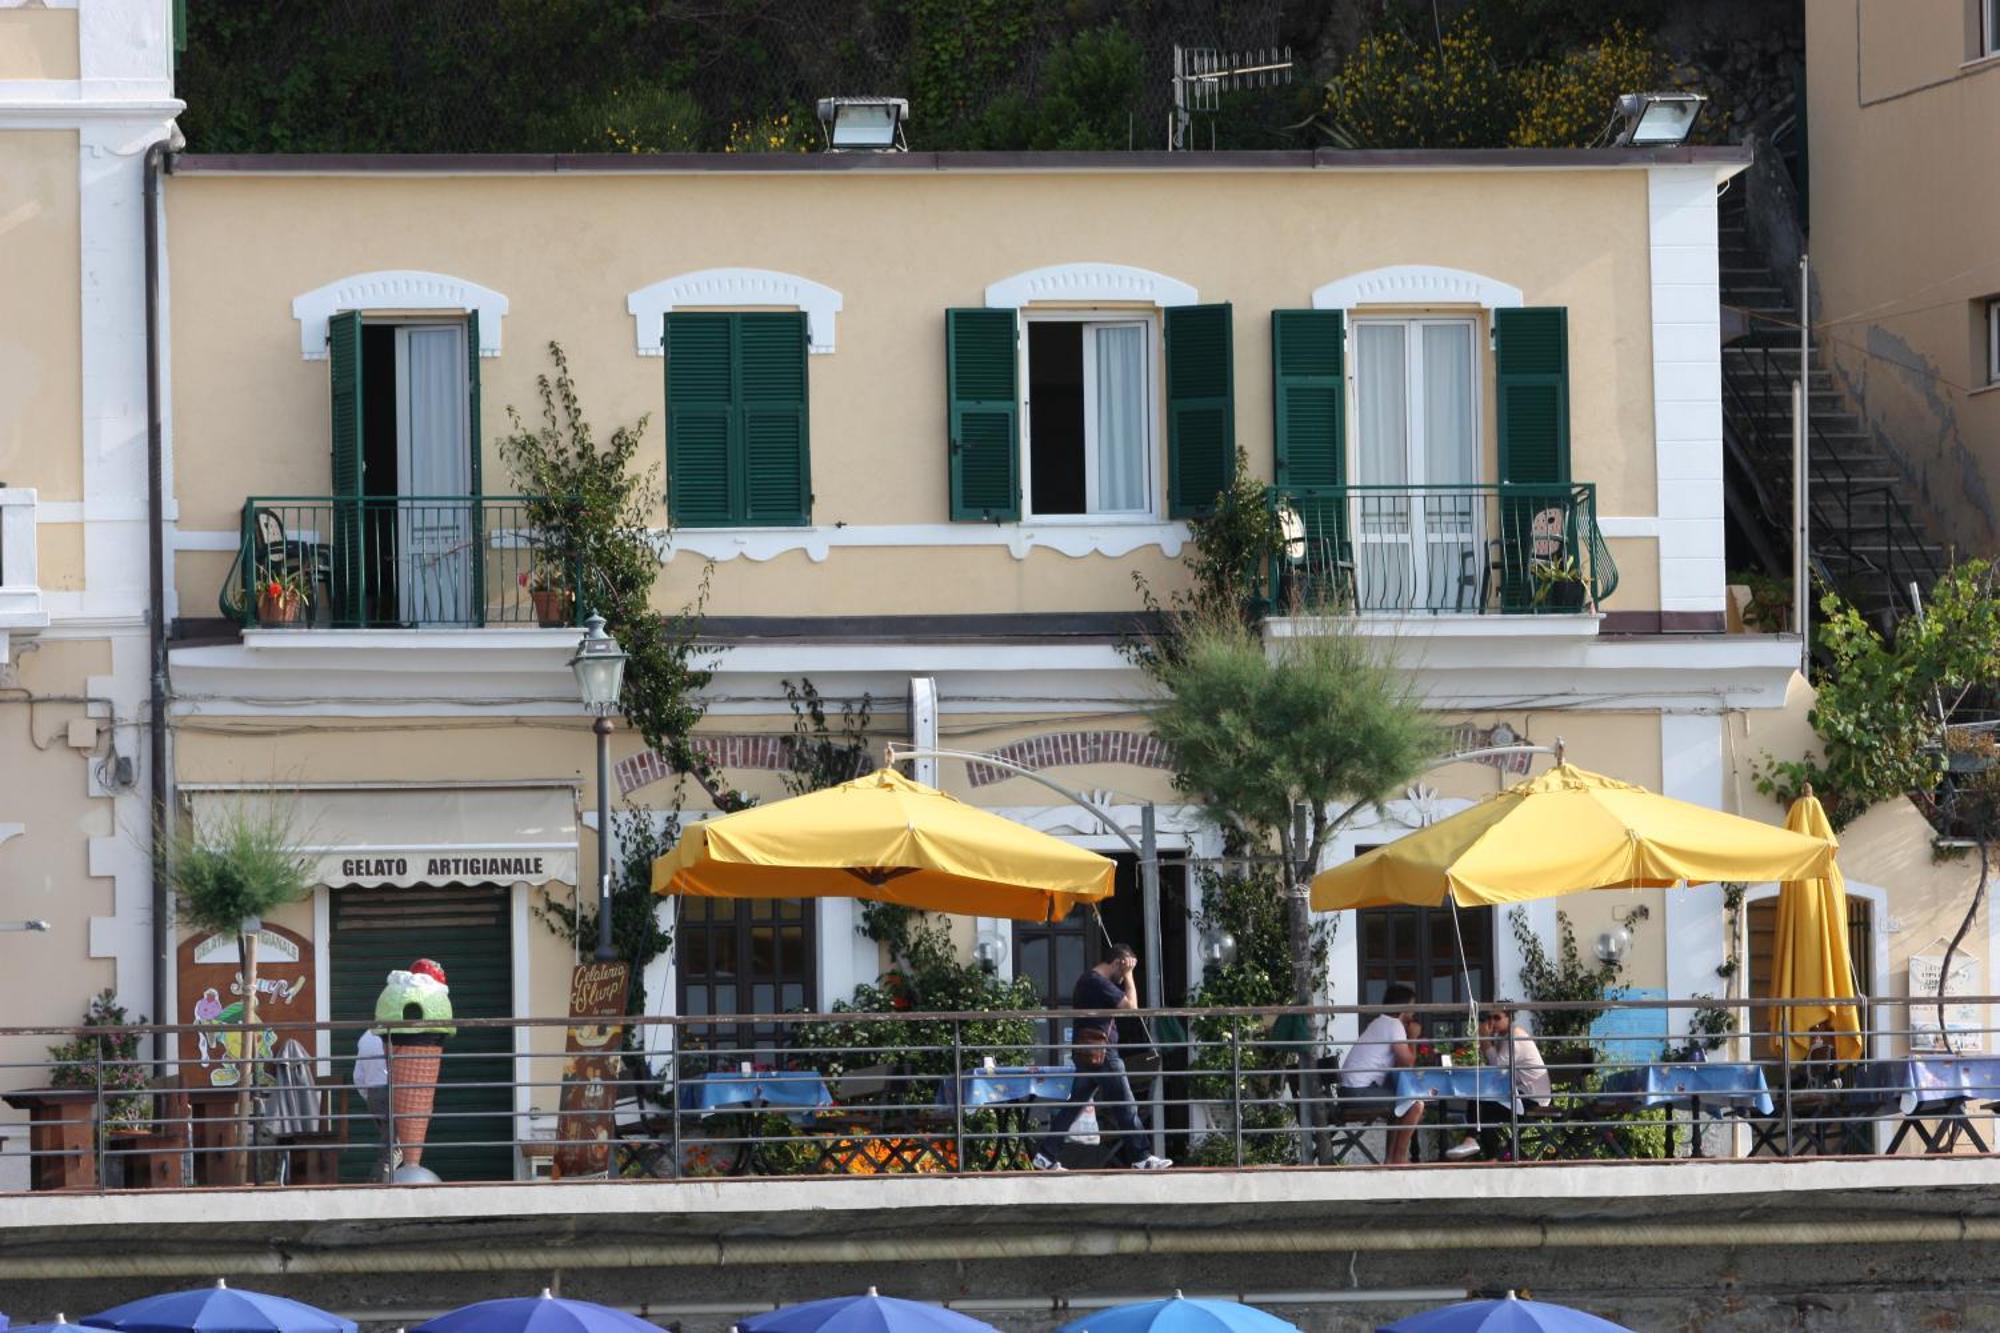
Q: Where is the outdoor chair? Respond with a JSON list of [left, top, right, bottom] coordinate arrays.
[[1317, 1053, 1389, 1165], [1277, 500, 1354, 611]]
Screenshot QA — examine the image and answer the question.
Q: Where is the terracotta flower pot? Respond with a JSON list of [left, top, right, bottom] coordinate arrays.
[[530, 588, 573, 628], [257, 589, 306, 626]]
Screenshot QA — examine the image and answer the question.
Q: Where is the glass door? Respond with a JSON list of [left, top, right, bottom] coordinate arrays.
[[394, 324, 472, 625], [1351, 319, 1480, 611]]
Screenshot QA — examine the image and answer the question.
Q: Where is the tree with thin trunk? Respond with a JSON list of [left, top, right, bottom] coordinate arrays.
[[1149, 608, 1441, 1009], [167, 800, 312, 1175]]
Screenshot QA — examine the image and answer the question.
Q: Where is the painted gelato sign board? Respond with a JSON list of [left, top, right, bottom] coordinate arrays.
[[552, 960, 631, 1180], [176, 922, 314, 1087], [1909, 954, 1983, 1053]]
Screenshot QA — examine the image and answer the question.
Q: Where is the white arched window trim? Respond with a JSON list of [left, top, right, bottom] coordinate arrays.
[[626, 268, 844, 356], [1312, 264, 1524, 312], [984, 262, 1197, 310], [291, 271, 508, 360]]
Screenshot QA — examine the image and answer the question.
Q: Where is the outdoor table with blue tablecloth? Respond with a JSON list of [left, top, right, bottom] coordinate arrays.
[[938, 1065, 1076, 1110], [1855, 1057, 2000, 1153], [1600, 1061, 1772, 1158], [679, 1070, 833, 1116], [1391, 1065, 1519, 1118]]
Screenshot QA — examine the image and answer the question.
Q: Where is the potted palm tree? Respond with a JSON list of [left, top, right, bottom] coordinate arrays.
[[167, 800, 312, 1177]]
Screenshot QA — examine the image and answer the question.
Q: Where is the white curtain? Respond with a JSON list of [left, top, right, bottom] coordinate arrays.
[[1354, 323, 1408, 487], [397, 326, 471, 625], [1422, 323, 1476, 484], [1092, 323, 1147, 512]]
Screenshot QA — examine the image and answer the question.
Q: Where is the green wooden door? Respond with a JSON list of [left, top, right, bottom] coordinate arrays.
[[330, 884, 515, 1182]]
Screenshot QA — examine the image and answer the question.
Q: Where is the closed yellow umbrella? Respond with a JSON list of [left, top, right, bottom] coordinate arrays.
[[1770, 791, 1863, 1061], [651, 767, 1116, 922], [1310, 763, 1837, 911]]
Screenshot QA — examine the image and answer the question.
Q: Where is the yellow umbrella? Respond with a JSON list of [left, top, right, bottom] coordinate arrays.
[[1310, 763, 1837, 911], [651, 767, 1116, 922], [1770, 791, 1863, 1061]]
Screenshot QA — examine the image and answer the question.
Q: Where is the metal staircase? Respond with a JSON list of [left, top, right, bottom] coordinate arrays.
[[1718, 186, 1944, 628]]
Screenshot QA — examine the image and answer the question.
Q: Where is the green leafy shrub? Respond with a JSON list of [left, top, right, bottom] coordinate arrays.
[[1511, 23, 1665, 147]]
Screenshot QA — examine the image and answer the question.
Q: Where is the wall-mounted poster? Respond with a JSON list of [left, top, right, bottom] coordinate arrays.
[[1909, 953, 1983, 1053], [176, 923, 314, 1086]]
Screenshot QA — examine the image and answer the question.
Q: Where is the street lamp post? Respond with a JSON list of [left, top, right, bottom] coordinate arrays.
[[569, 612, 628, 963]]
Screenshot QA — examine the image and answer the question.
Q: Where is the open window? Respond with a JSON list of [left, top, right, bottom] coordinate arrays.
[[327, 310, 482, 627], [945, 304, 1233, 523]]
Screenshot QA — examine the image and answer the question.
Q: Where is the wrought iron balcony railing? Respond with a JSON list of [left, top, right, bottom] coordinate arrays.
[[220, 495, 584, 630], [1267, 483, 1619, 616]]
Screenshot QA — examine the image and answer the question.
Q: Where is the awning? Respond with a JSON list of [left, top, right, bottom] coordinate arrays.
[[183, 784, 579, 889]]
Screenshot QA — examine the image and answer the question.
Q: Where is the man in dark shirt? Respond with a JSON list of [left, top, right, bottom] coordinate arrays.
[[1033, 943, 1172, 1170]]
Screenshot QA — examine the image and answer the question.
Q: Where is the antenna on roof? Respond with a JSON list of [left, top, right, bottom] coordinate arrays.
[[1168, 45, 1294, 151]]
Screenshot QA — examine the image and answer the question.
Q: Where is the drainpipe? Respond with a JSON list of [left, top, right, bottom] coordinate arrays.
[[144, 130, 179, 1062]]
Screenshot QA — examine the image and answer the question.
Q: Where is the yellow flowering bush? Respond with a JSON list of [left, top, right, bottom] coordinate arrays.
[[1512, 24, 1666, 148], [725, 109, 814, 154]]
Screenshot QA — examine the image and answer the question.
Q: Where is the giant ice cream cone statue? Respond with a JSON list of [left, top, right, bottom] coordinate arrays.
[[374, 959, 455, 1169]]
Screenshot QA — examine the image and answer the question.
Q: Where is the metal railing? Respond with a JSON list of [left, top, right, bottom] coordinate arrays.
[[219, 495, 584, 630], [1718, 343, 1942, 616], [6, 995, 1998, 1191], [1266, 483, 1617, 616]]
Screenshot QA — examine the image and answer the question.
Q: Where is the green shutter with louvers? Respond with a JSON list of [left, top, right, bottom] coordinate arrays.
[[738, 312, 811, 526], [1495, 307, 1571, 610], [1271, 309, 1345, 489], [328, 310, 365, 627], [666, 312, 737, 527], [1496, 307, 1570, 485], [946, 308, 1020, 522], [1166, 303, 1235, 518]]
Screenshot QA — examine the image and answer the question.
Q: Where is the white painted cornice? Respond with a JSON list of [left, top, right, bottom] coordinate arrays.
[[291, 271, 509, 359], [985, 262, 1197, 309], [627, 268, 843, 356], [1312, 264, 1524, 311]]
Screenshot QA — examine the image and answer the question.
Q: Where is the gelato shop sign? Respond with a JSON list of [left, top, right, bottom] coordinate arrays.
[[326, 850, 568, 888]]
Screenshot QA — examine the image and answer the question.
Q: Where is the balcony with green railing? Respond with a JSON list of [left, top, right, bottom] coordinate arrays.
[[219, 496, 585, 630], [1266, 483, 1618, 617]]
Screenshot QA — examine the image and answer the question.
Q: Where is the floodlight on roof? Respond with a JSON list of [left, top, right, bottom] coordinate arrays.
[[1613, 91, 1707, 146], [815, 96, 910, 152]]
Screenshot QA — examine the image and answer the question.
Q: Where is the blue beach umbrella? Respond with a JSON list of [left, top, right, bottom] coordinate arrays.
[[1057, 1293, 1298, 1333], [737, 1289, 997, 1333], [13, 1320, 80, 1333], [414, 1292, 661, 1333], [84, 1282, 354, 1333], [1378, 1293, 1633, 1333]]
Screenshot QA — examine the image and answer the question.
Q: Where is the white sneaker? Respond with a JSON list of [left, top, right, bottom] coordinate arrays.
[[1444, 1136, 1482, 1161], [1133, 1154, 1173, 1170], [1031, 1153, 1066, 1171]]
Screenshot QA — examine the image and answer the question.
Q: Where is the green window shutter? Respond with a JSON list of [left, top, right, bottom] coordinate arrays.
[[1166, 303, 1235, 519], [1271, 309, 1344, 490], [327, 310, 365, 626], [666, 312, 737, 527], [945, 308, 1020, 522], [1495, 307, 1570, 484], [737, 312, 811, 526]]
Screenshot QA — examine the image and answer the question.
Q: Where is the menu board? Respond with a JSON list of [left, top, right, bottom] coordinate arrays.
[[1909, 953, 1983, 1053], [552, 960, 632, 1179]]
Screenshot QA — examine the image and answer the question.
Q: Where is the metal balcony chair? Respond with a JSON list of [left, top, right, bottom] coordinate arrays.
[[1317, 1053, 1390, 1165]]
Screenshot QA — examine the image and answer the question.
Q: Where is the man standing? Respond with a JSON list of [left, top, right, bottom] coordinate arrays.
[[1034, 943, 1172, 1171], [1339, 982, 1426, 1165], [353, 1026, 397, 1181]]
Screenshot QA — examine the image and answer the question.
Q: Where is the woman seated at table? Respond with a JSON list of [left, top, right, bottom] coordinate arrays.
[[1445, 1003, 1553, 1162], [1340, 983, 1425, 1165]]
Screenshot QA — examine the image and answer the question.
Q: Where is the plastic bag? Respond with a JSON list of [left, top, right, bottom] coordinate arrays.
[[1066, 1103, 1100, 1145]]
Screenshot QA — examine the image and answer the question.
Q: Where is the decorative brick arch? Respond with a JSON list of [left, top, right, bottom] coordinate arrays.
[[617, 736, 800, 797], [965, 730, 1172, 788]]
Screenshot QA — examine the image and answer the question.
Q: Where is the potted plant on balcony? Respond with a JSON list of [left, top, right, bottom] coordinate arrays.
[[522, 555, 573, 628], [255, 564, 311, 627], [1530, 555, 1589, 613]]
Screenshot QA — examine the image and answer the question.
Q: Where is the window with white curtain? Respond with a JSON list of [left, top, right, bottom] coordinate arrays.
[[1024, 316, 1156, 517], [1351, 318, 1481, 611]]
